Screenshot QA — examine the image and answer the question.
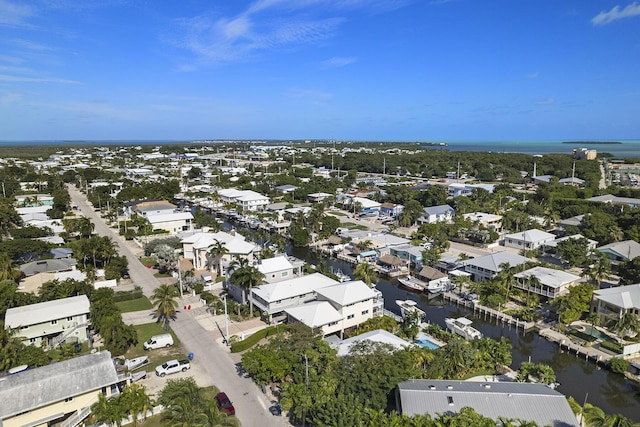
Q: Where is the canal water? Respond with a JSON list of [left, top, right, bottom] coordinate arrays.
[[290, 247, 640, 421], [223, 222, 640, 420]]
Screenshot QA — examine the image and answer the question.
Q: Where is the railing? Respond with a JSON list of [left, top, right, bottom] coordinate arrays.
[[49, 322, 89, 350], [59, 395, 100, 427]]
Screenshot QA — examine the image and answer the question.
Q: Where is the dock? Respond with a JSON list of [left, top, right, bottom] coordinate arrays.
[[442, 292, 536, 331], [538, 327, 613, 366]]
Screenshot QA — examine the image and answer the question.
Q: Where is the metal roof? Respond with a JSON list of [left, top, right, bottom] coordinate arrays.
[[5, 295, 90, 329], [0, 351, 121, 419], [396, 380, 579, 427]]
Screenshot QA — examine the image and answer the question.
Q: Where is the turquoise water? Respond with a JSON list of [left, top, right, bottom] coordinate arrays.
[[414, 333, 441, 350]]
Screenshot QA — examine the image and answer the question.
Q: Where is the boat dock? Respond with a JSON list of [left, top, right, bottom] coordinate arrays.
[[442, 292, 536, 331], [538, 327, 613, 366]]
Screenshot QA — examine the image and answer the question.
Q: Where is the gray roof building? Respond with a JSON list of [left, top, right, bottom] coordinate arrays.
[[19, 258, 78, 277], [0, 351, 122, 424], [396, 380, 579, 427]]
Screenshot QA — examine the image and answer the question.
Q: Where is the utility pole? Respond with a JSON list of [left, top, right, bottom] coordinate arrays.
[[177, 259, 183, 297], [223, 295, 229, 345]]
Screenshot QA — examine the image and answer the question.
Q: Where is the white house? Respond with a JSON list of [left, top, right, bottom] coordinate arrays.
[[597, 240, 640, 269], [333, 329, 412, 357], [513, 266, 582, 299], [463, 212, 503, 232], [417, 205, 455, 224], [251, 273, 338, 323], [257, 255, 304, 283], [146, 211, 193, 234], [462, 251, 531, 282], [4, 295, 90, 348], [218, 189, 270, 211], [593, 283, 640, 322], [182, 231, 259, 274], [503, 229, 556, 251]]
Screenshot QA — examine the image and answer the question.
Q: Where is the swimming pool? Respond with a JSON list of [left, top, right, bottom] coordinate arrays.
[[414, 333, 441, 350]]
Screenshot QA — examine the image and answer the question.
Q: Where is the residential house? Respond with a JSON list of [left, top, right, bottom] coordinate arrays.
[[593, 284, 640, 322], [597, 240, 640, 270], [514, 266, 582, 299], [390, 244, 423, 267], [462, 251, 530, 282], [463, 212, 503, 232], [275, 184, 298, 194], [124, 199, 176, 217], [379, 203, 404, 217], [342, 196, 381, 214], [307, 192, 333, 203], [218, 188, 270, 211], [256, 255, 304, 283], [416, 266, 450, 288], [332, 329, 412, 357], [285, 280, 382, 337], [447, 183, 495, 198], [588, 194, 640, 209], [182, 231, 258, 275], [20, 258, 78, 277], [146, 210, 194, 234], [0, 351, 124, 427], [417, 205, 454, 224], [503, 229, 556, 251], [4, 295, 90, 348], [395, 380, 579, 427], [251, 273, 338, 323]]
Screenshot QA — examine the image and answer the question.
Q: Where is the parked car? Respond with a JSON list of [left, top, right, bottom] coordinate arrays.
[[143, 333, 174, 350], [463, 292, 479, 302], [155, 359, 190, 377], [216, 392, 236, 415]]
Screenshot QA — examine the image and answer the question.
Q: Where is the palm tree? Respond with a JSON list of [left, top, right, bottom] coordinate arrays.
[[353, 262, 378, 287], [230, 265, 265, 317], [451, 273, 471, 295], [151, 284, 179, 330], [584, 254, 611, 287], [121, 383, 154, 426], [197, 398, 240, 427], [355, 239, 373, 251], [207, 239, 228, 276], [0, 253, 20, 282], [607, 312, 640, 341]]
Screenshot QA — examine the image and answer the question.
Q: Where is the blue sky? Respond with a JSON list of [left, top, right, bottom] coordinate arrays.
[[1, 0, 639, 141]]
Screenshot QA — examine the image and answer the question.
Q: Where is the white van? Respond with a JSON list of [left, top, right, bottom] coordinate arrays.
[[143, 333, 174, 350]]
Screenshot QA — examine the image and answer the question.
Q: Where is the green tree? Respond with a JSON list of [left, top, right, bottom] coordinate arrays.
[[207, 239, 228, 276], [618, 257, 640, 287], [151, 284, 179, 330], [230, 265, 264, 317], [353, 262, 378, 286], [607, 312, 640, 341]]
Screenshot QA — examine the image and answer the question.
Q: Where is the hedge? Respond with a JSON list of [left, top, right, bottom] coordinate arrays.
[[230, 326, 280, 353], [600, 340, 623, 354], [113, 287, 144, 302]]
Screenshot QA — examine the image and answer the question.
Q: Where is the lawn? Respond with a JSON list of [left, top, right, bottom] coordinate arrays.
[[124, 323, 186, 373], [341, 222, 368, 231], [116, 297, 153, 313]]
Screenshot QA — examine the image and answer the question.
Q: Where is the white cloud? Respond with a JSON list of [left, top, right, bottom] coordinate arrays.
[[537, 97, 555, 106], [0, 54, 25, 64], [169, 0, 409, 66], [286, 88, 333, 104], [591, 2, 640, 25], [526, 72, 539, 79], [321, 56, 356, 68], [0, 0, 35, 27], [0, 74, 79, 84], [0, 90, 24, 105]]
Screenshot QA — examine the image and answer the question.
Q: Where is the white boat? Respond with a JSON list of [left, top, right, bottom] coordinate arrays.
[[445, 317, 483, 340], [335, 269, 352, 283], [398, 275, 427, 292], [427, 279, 455, 294], [125, 355, 150, 371], [396, 299, 426, 322], [131, 370, 147, 382]]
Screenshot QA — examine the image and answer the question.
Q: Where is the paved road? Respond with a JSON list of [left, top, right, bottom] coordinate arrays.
[[67, 185, 286, 427]]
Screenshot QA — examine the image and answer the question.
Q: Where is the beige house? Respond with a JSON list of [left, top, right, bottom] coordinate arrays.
[[513, 266, 582, 299], [182, 231, 259, 275], [0, 351, 125, 427], [4, 295, 90, 348]]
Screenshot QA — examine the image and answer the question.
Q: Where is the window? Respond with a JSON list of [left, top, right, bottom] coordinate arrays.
[[347, 314, 355, 320], [282, 271, 289, 277], [30, 338, 36, 343], [67, 317, 73, 321], [64, 397, 73, 403], [328, 321, 338, 326], [361, 310, 369, 315], [51, 320, 57, 325]]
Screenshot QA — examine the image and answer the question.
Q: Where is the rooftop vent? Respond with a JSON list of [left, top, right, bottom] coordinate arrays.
[[446, 385, 453, 390], [428, 385, 436, 390], [447, 396, 454, 406], [483, 384, 491, 389]]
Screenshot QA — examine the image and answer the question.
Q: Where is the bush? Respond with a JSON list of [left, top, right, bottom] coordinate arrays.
[[230, 326, 279, 353], [113, 287, 144, 302], [600, 340, 623, 354], [610, 357, 628, 374]]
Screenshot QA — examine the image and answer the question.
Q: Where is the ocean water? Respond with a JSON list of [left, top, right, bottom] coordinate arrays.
[[426, 140, 640, 158], [0, 139, 638, 158]]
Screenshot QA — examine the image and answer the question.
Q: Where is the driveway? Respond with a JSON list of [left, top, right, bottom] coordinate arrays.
[[67, 185, 288, 427]]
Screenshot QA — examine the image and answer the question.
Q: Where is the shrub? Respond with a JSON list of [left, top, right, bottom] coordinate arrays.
[[113, 287, 144, 302], [610, 358, 628, 374], [230, 326, 279, 353], [600, 340, 623, 354]]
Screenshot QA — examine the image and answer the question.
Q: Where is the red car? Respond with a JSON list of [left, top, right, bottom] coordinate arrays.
[[216, 392, 235, 416]]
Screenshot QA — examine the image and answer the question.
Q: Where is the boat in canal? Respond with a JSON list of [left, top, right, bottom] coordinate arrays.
[[397, 274, 427, 292], [396, 299, 426, 322], [445, 317, 483, 340]]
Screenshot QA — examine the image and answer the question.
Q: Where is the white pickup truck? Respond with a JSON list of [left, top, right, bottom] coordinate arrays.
[[155, 359, 190, 377]]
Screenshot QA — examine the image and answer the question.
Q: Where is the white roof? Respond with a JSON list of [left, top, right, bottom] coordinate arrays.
[[463, 212, 502, 222], [349, 196, 381, 209], [185, 231, 255, 254], [285, 301, 343, 328], [514, 267, 581, 289], [252, 273, 337, 303], [147, 211, 193, 224], [335, 329, 411, 357], [5, 295, 90, 329], [505, 229, 555, 242], [594, 284, 640, 310], [316, 280, 377, 306], [257, 256, 294, 275], [462, 251, 530, 273]]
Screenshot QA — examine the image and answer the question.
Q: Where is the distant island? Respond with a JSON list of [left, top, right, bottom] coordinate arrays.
[[562, 141, 622, 145]]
